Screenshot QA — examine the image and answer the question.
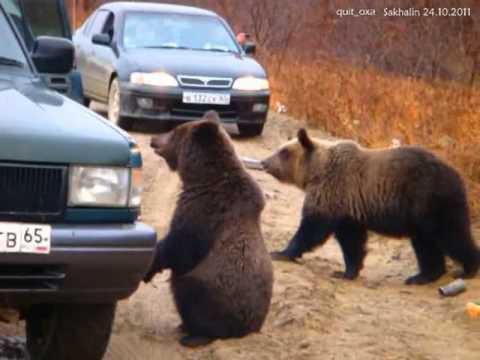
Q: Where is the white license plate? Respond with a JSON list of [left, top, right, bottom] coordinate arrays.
[[0, 222, 51, 254], [182, 92, 230, 105]]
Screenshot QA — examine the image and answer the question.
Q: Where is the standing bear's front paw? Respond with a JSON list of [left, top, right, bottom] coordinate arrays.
[[143, 266, 162, 283]]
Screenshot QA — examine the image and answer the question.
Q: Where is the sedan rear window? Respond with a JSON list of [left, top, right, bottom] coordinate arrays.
[[122, 12, 239, 53]]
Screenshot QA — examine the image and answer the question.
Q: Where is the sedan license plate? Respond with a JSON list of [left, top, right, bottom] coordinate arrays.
[[0, 222, 51, 254], [182, 92, 230, 105]]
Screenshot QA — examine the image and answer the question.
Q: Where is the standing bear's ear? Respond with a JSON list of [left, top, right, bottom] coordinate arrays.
[[297, 128, 315, 152], [193, 121, 220, 144], [203, 110, 221, 123]]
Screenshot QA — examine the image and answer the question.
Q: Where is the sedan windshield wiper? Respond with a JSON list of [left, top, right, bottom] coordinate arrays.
[[0, 56, 25, 68]]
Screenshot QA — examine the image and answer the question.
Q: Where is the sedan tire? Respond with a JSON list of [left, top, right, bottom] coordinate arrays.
[[108, 78, 133, 130]]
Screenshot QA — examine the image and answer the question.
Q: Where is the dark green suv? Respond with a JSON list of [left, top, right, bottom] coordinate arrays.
[[0, 4, 156, 359]]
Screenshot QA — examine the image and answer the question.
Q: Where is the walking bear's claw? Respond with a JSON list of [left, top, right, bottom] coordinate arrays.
[[270, 251, 299, 263], [180, 335, 214, 348]]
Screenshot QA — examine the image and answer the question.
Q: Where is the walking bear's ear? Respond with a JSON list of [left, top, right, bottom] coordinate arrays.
[[298, 128, 315, 152]]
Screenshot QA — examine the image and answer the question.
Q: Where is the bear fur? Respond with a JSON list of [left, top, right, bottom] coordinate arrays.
[[144, 112, 273, 346], [262, 129, 479, 285]]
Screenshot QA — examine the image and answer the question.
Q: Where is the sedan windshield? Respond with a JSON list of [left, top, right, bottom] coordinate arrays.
[[123, 12, 239, 53], [0, 7, 28, 69]]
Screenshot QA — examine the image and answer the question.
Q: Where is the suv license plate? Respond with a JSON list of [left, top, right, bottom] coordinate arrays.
[[183, 92, 230, 105], [0, 222, 51, 254]]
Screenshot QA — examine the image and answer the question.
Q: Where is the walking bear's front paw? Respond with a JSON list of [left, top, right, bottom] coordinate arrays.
[[331, 270, 359, 280], [270, 251, 299, 263]]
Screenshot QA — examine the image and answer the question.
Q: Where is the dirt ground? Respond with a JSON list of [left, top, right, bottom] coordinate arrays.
[[104, 112, 480, 360], [1, 111, 479, 359]]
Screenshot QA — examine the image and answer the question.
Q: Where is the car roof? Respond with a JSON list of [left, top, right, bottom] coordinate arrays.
[[99, 2, 217, 17]]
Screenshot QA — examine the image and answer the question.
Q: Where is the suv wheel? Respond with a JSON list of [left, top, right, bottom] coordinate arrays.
[[108, 78, 133, 130], [26, 303, 116, 360], [239, 123, 265, 137]]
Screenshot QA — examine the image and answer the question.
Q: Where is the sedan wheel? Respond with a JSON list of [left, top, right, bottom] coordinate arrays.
[[108, 79, 133, 130]]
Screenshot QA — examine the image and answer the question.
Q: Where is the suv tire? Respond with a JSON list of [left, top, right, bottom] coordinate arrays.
[[83, 97, 91, 108], [108, 78, 133, 130], [26, 303, 116, 360]]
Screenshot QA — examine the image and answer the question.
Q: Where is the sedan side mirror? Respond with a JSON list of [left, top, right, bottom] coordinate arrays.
[[243, 42, 256, 55], [92, 33, 111, 46], [32, 36, 74, 74]]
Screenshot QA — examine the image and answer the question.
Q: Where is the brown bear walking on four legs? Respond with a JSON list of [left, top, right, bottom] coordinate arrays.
[[144, 111, 273, 346], [262, 129, 479, 285]]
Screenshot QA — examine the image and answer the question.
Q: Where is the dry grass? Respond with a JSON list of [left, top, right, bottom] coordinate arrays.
[[266, 55, 480, 219]]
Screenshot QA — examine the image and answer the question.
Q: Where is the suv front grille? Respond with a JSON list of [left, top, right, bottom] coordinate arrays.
[[0, 163, 67, 221]]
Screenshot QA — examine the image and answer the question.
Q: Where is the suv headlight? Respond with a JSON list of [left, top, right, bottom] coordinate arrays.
[[232, 76, 269, 91], [130, 71, 179, 87], [69, 166, 142, 208], [129, 167, 142, 207]]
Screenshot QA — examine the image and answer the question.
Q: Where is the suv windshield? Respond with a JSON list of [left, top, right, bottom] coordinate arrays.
[[1, 0, 69, 50], [0, 7, 28, 69], [123, 12, 239, 53], [21, 0, 65, 38]]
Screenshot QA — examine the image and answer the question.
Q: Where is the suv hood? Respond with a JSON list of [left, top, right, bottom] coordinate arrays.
[[0, 75, 131, 165], [121, 48, 267, 79]]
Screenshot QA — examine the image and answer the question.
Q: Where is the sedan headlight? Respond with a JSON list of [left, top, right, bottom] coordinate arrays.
[[130, 72, 179, 87], [232, 76, 269, 91], [69, 166, 142, 208]]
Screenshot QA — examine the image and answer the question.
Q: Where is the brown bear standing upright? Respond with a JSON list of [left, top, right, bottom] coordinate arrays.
[[262, 129, 479, 285], [144, 111, 273, 347]]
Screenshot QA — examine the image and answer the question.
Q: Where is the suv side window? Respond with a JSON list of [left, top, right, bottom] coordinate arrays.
[[89, 10, 109, 38]]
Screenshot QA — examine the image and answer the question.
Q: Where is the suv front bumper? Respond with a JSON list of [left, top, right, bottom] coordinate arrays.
[[0, 222, 156, 305]]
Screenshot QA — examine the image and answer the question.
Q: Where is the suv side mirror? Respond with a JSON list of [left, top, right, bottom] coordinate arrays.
[[32, 36, 74, 74], [92, 33, 111, 46], [243, 42, 256, 55]]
